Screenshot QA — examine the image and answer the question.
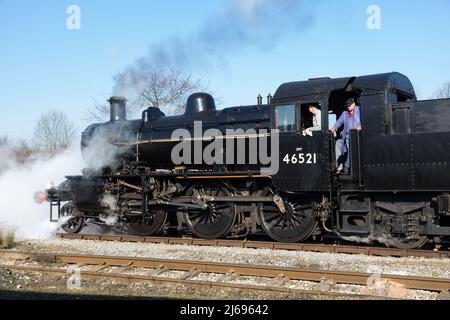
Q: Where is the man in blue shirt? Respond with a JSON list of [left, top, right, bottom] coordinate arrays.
[[331, 98, 362, 174]]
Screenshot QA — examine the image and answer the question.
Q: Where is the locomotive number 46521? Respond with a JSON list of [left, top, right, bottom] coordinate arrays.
[[282, 153, 318, 165]]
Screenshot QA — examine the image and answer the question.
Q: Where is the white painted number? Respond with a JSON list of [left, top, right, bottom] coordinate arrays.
[[299, 153, 305, 164], [283, 153, 317, 165], [291, 154, 298, 164]]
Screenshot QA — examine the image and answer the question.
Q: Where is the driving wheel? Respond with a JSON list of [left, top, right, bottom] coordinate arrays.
[[184, 183, 237, 239]]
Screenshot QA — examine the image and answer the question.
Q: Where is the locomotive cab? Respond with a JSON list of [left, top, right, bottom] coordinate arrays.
[[271, 99, 331, 193], [270, 76, 364, 193]]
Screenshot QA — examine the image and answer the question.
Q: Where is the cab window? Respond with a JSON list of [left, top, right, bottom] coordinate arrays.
[[275, 104, 296, 133]]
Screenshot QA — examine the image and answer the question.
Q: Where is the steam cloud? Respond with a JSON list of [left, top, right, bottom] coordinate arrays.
[[341, 234, 397, 247], [114, 0, 317, 95], [0, 129, 127, 239], [0, 145, 83, 239], [82, 133, 121, 170]]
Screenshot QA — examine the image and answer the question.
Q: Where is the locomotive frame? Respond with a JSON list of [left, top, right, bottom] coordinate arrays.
[[43, 72, 450, 249]]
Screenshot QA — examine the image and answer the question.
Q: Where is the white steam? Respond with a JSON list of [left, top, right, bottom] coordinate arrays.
[[341, 234, 395, 247], [82, 123, 136, 170], [99, 214, 119, 227], [0, 126, 132, 239], [101, 194, 118, 212], [82, 132, 122, 169], [0, 145, 84, 239]]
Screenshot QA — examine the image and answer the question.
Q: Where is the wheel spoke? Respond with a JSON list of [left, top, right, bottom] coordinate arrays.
[[291, 214, 303, 226], [281, 218, 289, 230], [265, 213, 281, 224], [214, 204, 230, 211], [288, 218, 295, 229], [269, 216, 283, 229]]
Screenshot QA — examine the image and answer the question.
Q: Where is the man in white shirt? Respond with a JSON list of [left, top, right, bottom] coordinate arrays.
[[303, 105, 321, 136]]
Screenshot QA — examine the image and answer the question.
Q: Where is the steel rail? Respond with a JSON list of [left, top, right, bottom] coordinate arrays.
[[1, 250, 449, 292], [57, 233, 450, 259], [0, 264, 378, 300]]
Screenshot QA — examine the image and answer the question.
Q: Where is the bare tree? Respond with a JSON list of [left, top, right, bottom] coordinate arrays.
[[114, 68, 203, 115], [0, 137, 34, 172], [33, 111, 76, 153], [13, 139, 33, 164], [84, 99, 110, 122], [0, 135, 8, 147], [431, 82, 450, 99], [0, 135, 9, 174], [410, 80, 422, 100]]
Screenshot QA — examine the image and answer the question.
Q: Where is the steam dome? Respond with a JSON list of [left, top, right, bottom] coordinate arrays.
[[185, 93, 216, 115]]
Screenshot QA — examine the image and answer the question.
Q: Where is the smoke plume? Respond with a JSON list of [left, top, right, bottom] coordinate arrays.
[[114, 0, 317, 95]]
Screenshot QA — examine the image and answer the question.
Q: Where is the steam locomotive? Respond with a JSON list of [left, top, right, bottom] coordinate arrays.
[[38, 72, 450, 249]]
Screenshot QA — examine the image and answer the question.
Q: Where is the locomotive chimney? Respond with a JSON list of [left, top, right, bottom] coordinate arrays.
[[108, 96, 127, 122], [257, 94, 263, 106], [267, 94, 272, 105]]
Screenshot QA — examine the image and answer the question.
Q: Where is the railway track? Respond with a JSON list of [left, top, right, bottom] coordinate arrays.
[[0, 250, 449, 294], [0, 265, 374, 300], [57, 233, 450, 259], [0, 250, 374, 300]]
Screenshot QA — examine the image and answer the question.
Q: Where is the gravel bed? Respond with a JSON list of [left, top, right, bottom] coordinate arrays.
[[123, 267, 154, 277], [0, 257, 440, 300], [0, 258, 42, 268], [193, 272, 223, 282], [12, 238, 450, 280]]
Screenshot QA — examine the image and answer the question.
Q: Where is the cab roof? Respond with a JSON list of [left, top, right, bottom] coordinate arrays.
[[273, 72, 416, 101]]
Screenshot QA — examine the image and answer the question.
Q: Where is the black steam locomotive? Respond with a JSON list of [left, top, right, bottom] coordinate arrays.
[[41, 72, 450, 249]]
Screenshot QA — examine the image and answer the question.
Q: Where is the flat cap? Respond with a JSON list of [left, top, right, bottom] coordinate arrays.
[[345, 98, 355, 107]]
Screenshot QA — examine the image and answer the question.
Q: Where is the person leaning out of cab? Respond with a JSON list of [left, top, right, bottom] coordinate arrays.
[[302, 104, 322, 136], [331, 98, 362, 174]]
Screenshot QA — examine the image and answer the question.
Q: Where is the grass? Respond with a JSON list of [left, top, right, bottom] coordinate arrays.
[[0, 225, 15, 249], [3, 230, 15, 249]]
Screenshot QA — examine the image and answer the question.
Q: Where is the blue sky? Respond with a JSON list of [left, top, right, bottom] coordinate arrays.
[[1, 0, 450, 140]]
